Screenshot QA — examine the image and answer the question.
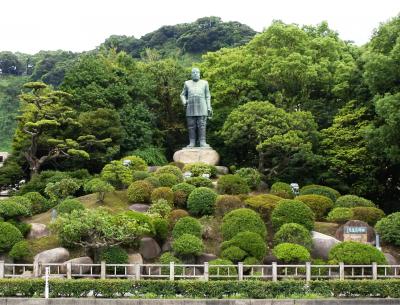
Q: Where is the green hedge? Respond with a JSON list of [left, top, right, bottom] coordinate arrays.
[[1, 279, 400, 298]]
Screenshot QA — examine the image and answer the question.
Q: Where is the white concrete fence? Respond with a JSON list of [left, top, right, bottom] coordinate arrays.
[[0, 261, 399, 281]]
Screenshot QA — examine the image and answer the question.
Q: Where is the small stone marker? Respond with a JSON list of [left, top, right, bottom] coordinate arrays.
[[336, 220, 376, 244]]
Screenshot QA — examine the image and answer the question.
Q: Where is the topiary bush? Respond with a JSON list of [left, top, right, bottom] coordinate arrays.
[[7, 220, 31, 237], [375, 212, 400, 246], [234, 168, 262, 190], [144, 176, 161, 188], [222, 208, 266, 240], [172, 233, 204, 257], [270, 182, 294, 199], [132, 171, 150, 181], [159, 252, 183, 275], [150, 187, 174, 205], [271, 200, 315, 230], [101, 161, 132, 189], [172, 216, 202, 239], [182, 162, 217, 178], [171, 183, 195, 208], [186, 176, 213, 188], [273, 223, 313, 250], [326, 207, 353, 223], [208, 258, 237, 278], [153, 217, 169, 242], [23, 192, 52, 214], [221, 231, 267, 261], [169, 161, 185, 170], [157, 173, 180, 188], [0, 198, 31, 219], [56, 199, 84, 214], [220, 246, 247, 263], [155, 165, 183, 182], [216, 174, 250, 195], [352, 207, 385, 226], [147, 199, 172, 218], [9, 240, 30, 261], [295, 194, 334, 220], [187, 187, 217, 216], [214, 195, 243, 217], [120, 155, 148, 172], [122, 210, 155, 236], [168, 209, 189, 228], [244, 194, 281, 220], [127, 180, 153, 203], [0, 221, 23, 252], [100, 246, 129, 272], [335, 195, 375, 208], [328, 241, 387, 264], [300, 185, 340, 202], [273, 243, 311, 263]]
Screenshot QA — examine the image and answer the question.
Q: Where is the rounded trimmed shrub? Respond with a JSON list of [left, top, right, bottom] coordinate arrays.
[[171, 183, 195, 207], [56, 199, 84, 214], [155, 165, 183, 182], [120, 155, 147, 172], [221, 231, 267, 261], [144, 176, 161, 188], [132, 171, 150, 181], [215, 195, 243, 217], [168, 209, 189, 228], [168, 161, 185, 170], [7, 220, 31, 237], [186, 176, 213, 188], [273, 243, 310, 263], [328, 241, 387, 264], [220, 246, 247, 262], [127, 180, 153, 203], [295, 194, 334, 220], [222, 208, 266, 240], [273, 223, 312, 250], [234, 168, 261, 190], [9, 240, 30, 260], [23, 192, 51, 214], [300, 185, 340, 202], [0, 222, 23, 252], [352, 207, 385, 225], [172, 233, 204, 257], [209, 258, 237, 277], [326, 207, 353, 223], [271, 200, 315, 230], [157, 173, 180, 187], [375, 212, 400, 246], [217, 174, 250, 195], [100, 246, 129, 272], [150, 187, 174, 205], [147, 199, 172, 218], [270, 182, 294, 199], [122, 210, 155, 235], [153, 217, 169, 242], [0, 198, 31, 219], [187, 187, 217, 216], [172, 216, 202, 239], [244, 194, 281, 220], [159, 252, 183, 275], [335, 195, 375, 208], [183, 162, 217, 178]]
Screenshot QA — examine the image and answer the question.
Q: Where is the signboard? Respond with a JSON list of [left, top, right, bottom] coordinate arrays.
[[344, 226, 367, 234], [343, 226, 368, 243]]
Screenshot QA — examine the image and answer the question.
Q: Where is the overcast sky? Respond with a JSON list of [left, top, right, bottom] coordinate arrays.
[[1, 0, 399, 54]]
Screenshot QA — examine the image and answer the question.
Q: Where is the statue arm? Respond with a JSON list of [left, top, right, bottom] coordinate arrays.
[[180, 83, 188, 106], [205, 81, 211, 111]]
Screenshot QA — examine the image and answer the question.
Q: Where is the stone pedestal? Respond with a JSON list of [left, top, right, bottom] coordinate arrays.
[[173, 148, 220, 165]]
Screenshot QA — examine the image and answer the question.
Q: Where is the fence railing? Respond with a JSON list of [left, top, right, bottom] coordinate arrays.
[[0, 261, 399, 281]]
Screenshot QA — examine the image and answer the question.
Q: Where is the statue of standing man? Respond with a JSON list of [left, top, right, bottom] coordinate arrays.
[[180, 68, 212, 148]]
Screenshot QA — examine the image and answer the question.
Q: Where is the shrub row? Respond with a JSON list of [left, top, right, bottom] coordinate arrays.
[[1, 279, 400, 298]]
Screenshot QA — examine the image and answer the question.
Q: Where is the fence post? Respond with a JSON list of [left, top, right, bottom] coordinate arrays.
[[33, 262, 40, 278], [339, 262, 344, 281], [66, 262, 72, 279], [100, 261, 106, 279], [372, 262, 378, 280], [169, 262, 175, 281], [204, 262, 209, 281], [272, 262, 277, 282], [135, 264, 141, 280], [306, 262, 311, 283], [0, 261, 4, 279], [238, 262, 243, 281]]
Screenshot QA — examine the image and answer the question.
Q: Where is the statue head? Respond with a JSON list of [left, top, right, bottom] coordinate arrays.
[[191, 68, 200, 82]]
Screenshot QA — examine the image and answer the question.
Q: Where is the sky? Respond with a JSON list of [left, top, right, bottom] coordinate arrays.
[[1, 0, 399, 54]]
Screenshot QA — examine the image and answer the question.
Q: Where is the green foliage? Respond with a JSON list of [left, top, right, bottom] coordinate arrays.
[[168, 209, 189, 228], [56, 198, 84, 214], [101, 161, 132, 189], [328, 241, 387, 264], [186, 176, 213, 188], [182, 162, 217, 177], [144, 176, 160, 188], [375, 212, 400, 246], [100, 246, 129, 273], [335, 195, 375, 208], [155, 165, 183, 182], [23, 192, 51, 214], [172, 216, 202, 239], [220, 246, 247, 263], [244, 194, 281, 220], [0, 160, 25, 187], [150, 187, 174, 205], [271, 199, 315, 230], [44, 178, 80, 201], [295, 194, 334, 220], [120, 155, 147, 172], [273, 243, 311, 263], [127, 180, 153, 203], [153, 217, 169, 242], [221, 231, 267, 261], [0, 198, 31, 219], [187, 187, 217, 216], [221, 208, 266, 240], [0, 221, 23, 251], [132, 147, 168, 166], [172, 233, 203, 257], [299, 185, 340, 202], [9, 240, 30, 260], [234, 168, 262, 190], [7, 220, 31, 237], [214, 195, 243, 217], [273, 223, 313, 250], [159, 252, 183, 275], [147, 199, 172, 218], [157, 173, 180, 187], [84, 178, 114, 203], [171, 182, 195, 208], [132, 171, 150, 181], [352, 207, 385, 226], [216, 174, 250, 195], [208, 259, 237, 278], [326, 207, 353, 223], [270, 182, 294, 199]]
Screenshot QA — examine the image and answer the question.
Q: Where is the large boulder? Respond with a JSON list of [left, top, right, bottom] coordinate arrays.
[[161, 239, 172, 253], [61, 256, 93, 274], [215, 166, 229, 175], [139, 237, 161, 260], [311, 231, 340, 260], [34, 247, 70, 265], [128, 204, 150, 213], [173, 148, 220, 165], [27, 223, 49, 239], [127, 253, 143, 275]]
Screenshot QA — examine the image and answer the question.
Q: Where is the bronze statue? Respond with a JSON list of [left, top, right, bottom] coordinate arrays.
[[180, 68, 212, 148]]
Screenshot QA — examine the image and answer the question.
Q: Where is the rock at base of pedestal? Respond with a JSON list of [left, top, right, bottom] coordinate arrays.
[[173, 148, 220, 165]]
